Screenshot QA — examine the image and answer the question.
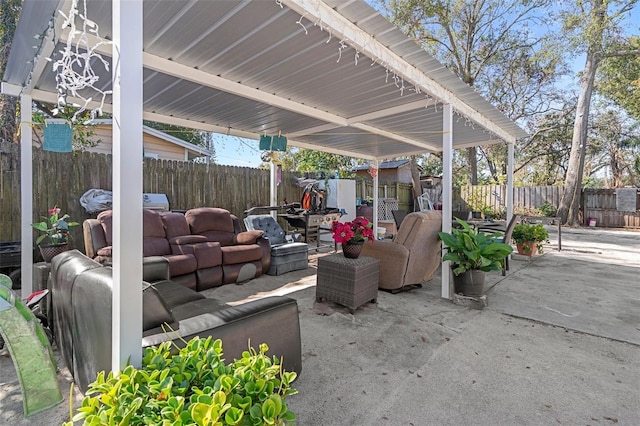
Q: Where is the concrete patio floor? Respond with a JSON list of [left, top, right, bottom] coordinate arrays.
[[1, 225, 639, 425]]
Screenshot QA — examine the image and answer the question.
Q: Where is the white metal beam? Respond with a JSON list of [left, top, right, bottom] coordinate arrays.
[[351, 122, 439, 151], [441, 104, 453, 300], [1, 82, 22, 97], [20, 94, 33, 296], [111, 0, 143, 373], [282, 0, 517, 145], [347, 100, 429, 123]]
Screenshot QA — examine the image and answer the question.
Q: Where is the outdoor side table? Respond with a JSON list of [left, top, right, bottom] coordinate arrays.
[[316, 254, 379, 314]]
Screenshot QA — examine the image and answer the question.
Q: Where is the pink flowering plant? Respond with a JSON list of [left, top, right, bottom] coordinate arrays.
[[330, 216, 375, 245], [31, 206, 79, 245]]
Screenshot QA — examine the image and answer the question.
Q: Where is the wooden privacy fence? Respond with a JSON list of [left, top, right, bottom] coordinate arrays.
[[459, 185, 564, 214], [0, 143, 305, 249], [583, 189, 640, 228]]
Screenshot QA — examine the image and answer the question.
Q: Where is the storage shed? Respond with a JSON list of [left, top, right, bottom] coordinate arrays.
[[354, 160, 421, 184]]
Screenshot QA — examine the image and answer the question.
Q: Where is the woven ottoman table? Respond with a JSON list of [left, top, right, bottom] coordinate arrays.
[[316, 254, 379, 314]]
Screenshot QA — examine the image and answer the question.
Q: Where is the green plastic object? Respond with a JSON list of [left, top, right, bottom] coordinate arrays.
[[0, 274, 62, 417]]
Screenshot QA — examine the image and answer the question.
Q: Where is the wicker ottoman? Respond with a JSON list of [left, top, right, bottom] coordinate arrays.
[[316, 254, 379, 313]]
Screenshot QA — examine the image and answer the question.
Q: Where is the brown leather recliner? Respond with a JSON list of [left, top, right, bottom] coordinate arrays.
[[361, 210, 442, 292], [185, 208, 271, 284]]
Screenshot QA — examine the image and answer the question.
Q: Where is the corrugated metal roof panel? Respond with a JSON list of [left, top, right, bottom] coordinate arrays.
[[3, 0, 527, 162]]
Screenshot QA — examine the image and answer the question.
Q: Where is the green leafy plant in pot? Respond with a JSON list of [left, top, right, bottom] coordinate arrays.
[[511, 223, 549, 256], [438, 218, 513, 297]]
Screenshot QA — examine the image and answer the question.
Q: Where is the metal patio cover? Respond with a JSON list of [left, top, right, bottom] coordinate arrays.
[[3, 0, 526, 160]]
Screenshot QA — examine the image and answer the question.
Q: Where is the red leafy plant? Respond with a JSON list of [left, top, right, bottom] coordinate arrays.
[[330, 216, 375, 245]]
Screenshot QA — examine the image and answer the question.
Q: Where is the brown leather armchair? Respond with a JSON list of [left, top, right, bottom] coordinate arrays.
[[361, 210, 442, 292]]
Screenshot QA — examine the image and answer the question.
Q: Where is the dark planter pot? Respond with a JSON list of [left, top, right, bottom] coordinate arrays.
[[39, 243, 70, 262], [342, 240, 364, 259], [453, 269, 485, 297]]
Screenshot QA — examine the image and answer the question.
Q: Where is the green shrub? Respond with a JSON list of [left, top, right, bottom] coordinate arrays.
[[537, 202, 557, 217], [64, 337, 297, 426]]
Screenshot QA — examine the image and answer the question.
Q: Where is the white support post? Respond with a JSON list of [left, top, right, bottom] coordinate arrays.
[[441, 104, 453, 300], [20, 94, 33, 296], [506, 142, 514, 224], [372, 161, 379, 230], [270, 160, 277, 218], [112, 0, 144, 373]]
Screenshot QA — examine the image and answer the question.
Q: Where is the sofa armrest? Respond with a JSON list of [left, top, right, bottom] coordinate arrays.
[[169, 235, 209, 246], [235, 230, 264, 245], [143, 256, 170, 282], [142, 296, 302, 375]]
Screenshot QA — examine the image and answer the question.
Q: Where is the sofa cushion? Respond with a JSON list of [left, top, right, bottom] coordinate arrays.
[[143, 209, 167, 238], [221, 244, 263, 265], [165, 254, 198, 276], [151, 280, 204, 308], [144, 237, 171, 257], [186, 208, 236, 246], [161, 211, 191, 239]]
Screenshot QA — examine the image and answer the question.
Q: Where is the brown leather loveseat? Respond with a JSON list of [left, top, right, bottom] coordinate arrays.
[[83, 208, 270, 291]]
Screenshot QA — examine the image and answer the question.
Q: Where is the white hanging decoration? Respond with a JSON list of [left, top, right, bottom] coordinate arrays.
[[337, 40, 347, 63], [52, 0, 112, 122], [296, 13, 308, 34]]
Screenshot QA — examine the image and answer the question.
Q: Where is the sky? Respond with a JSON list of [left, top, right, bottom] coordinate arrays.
[[212, 134, 263, 168]]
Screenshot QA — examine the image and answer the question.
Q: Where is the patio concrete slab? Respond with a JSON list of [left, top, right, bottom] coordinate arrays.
[[1, 226, 639, 425], [487, 227, 640, 345]]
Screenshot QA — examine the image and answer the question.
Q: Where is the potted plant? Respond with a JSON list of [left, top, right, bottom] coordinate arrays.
[[438, 218, 513, 297], [64, 337, 298, 426], [330, 216, 375, 259], [511, 223, 549, 256], [31, 206, 79, 262]]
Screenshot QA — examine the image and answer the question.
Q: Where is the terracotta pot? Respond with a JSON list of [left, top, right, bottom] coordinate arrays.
[[453, 269, 485, 297], [516, 242, 538, 257], [342, 240, 364, 259], [39, 243, 69, 262]]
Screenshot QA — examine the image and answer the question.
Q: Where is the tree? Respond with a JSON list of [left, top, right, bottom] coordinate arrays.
[[597, 36, 640, 119], [0, 0, 21, 143], [286, 149, 355, 176], [144, 121, 213, 149], [588, 108, 640, 187], [381, 0, 562, 184], [557, 0, 638, 225]]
